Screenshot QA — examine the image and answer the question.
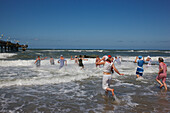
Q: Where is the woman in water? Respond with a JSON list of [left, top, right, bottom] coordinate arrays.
[[58, 55, 67, 69], [34, 56, 47, 67], [96, 55, 124, 96], [71, 55, 79, 65], [78, 55, 88, 69], [156, 57, 168, 91]]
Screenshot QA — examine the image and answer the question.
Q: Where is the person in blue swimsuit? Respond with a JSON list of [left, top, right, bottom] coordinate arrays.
[[34, 56, 47, 67], [58, 55, 67, 69], [135, 56, 145, 78]]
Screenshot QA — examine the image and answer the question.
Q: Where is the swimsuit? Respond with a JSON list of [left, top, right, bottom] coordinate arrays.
[[50, 59, 55, 65], [58, 59, 66, 69], [136, 60, 145, 76], [102, 61, 113, 90], [156, 62, 167, 82], [103, 61, 113, 73], [36, 59, 41, 67], [78, 59, 84, 67]]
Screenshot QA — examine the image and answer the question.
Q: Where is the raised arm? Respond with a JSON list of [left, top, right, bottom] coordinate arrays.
[[41, 57, 47, 60], [134, 56, 138, 63], [96, 61, 105, 65]]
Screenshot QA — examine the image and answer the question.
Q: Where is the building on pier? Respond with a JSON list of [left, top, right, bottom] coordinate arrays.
[[0, 40, 28, 53]]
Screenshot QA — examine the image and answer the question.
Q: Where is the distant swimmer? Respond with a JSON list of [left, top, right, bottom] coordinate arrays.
[[114, 56, 122, 65], [34, 56, 47, 67], [95, 56, 100, 67], [146, 56, 152, 66], [58, 55, 67, 69], [78, 55, 88, 69], [71, 55, 78, 65], [156, 57, 168, 91], [50, 56, 55, 65], [96, 55, 124, 96], [135, 56, 145, 78]]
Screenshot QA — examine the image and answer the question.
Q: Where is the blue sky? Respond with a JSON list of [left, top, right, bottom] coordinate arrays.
[[0, 0, 170, 49]]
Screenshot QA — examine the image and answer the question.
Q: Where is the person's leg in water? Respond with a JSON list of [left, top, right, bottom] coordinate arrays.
[[136, 71, 143, 78], [136, 74, 140, 78], [136, 71, 140, 78], [106, 88, 114, 96], [79, 64, 84, 70], [162, 77, 167, 90], [163, 82, 167, 90], [103, 76, 114, 96], [156, 78, 164, 88]]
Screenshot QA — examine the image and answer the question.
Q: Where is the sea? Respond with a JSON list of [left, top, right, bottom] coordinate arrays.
[[0, 49, 170, 113]]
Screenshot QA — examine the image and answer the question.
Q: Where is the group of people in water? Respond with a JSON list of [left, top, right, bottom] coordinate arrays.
[[34, 55, 88, 69], [34, 54, 168, 96]]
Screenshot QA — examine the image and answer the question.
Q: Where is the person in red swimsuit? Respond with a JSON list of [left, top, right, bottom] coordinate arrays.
[[156, 57, 168, 91]]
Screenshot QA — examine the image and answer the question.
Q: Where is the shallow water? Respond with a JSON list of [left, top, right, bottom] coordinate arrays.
[[0, 49, 170, 112]]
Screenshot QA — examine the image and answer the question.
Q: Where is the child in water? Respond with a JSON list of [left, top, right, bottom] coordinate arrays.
[[156, 57, 168, 91], [34, 56, 47, 67]]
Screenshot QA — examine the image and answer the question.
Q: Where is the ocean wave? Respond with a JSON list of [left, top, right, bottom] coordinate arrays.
[[0, 53, 17, 59], [34, 49, 104, 53]]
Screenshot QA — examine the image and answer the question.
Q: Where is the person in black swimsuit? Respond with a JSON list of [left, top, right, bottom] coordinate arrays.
[[78, 55, 88, 69]]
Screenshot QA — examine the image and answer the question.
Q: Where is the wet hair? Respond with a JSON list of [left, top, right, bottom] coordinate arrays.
[[79, 55, 82, 58], [158, 57, 164, 62]]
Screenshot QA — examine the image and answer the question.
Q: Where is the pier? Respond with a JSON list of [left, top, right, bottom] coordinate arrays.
[[0, 40, 28, 53]]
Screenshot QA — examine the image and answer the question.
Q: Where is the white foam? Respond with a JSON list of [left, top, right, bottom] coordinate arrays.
[[113, 81, 141, 88], [0, 59, 97, 87], [0, 53, 17, 59], [41, 49, 104, 52], [123, 95, 139, 107], [0, 60, 34, 67], [0, 57, 169, 88], [164, 51, 170, 53]]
